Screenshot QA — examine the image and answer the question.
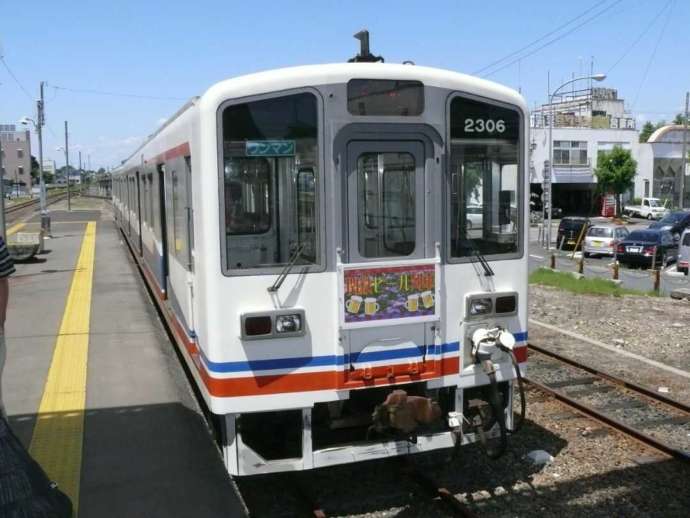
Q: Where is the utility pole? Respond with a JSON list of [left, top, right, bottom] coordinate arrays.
[[37, 81, 50, 234], [0, 137, 6, 241], [64, 120, 71, 211], [79, 150, 82, 196], [681, 91, 689, 209]]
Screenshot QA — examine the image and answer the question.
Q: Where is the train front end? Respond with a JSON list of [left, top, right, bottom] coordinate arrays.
[[195, 63, 528, 476]]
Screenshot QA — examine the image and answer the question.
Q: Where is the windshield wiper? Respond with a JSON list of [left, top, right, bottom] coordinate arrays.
[[462, 229, 494, 276], [268, 243, 306, 293]]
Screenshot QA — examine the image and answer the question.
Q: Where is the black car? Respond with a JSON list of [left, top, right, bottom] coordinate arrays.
[[648, 210, 690, 238], [557, 217, 590, 250], [616, 229, 678, 268]]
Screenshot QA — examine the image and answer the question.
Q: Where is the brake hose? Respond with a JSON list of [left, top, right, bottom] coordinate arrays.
[[483, 369, 507, 460], [506, 349, 526, 433]]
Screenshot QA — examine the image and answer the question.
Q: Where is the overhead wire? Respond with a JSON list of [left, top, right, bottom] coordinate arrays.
[[606, 0, 673, 75], [631, 0, 675, 110], [473, 0, 612, 76], [47, 83, 186, 101], [481, 0, 624, 79], [0, 55, 34, 102]]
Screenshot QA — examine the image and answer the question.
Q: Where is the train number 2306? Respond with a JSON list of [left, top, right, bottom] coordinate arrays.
[[464, 118, 506, 133]]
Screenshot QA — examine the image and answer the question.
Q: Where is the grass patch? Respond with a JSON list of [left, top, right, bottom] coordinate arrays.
[[529, 267, 656, 297]]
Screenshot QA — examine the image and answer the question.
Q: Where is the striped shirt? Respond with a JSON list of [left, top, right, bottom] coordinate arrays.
[[0, 237, 15, 278]]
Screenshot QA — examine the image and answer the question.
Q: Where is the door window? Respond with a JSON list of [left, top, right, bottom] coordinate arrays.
[[357, 152, 416, 257]]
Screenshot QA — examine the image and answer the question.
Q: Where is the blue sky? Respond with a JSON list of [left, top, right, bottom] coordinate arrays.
[[1, 0, 688, 169]]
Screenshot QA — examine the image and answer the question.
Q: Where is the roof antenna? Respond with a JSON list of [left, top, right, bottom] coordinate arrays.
[[348, 30, 384, 63]]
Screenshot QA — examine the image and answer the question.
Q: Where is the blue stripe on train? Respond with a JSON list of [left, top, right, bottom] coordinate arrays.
[[194, 328, 527, 374], [200, 342, 461, 373]]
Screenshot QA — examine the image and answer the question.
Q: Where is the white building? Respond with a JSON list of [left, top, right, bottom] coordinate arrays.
[[42, 159, 56, 181], [530, 87, 638, 215], [636, 125, 689, 207]]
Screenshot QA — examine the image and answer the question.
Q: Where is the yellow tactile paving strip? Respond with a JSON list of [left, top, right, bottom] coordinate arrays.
[[28, 222, 97, 514], [6, 222, 26, 235]]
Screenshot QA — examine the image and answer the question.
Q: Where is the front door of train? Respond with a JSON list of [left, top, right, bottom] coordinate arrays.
[[343, 140, 441, 384]]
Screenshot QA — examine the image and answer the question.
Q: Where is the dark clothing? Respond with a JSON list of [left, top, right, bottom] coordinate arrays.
[[0, 236, 14, 278]]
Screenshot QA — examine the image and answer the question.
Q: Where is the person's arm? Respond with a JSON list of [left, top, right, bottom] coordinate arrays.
[[0, 277, 8, 331], [0, 236, 15, 331]]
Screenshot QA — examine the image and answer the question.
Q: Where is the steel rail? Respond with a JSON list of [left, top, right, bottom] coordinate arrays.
[[525, 344, 690, 464], [4, 192, 68, 215], [527, 342, 690, 415], [398, 458, 478, 518]]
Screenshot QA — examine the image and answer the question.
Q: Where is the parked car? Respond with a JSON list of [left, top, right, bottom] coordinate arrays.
[[466, 205, 483, 230], [583, 224, 629, 257], [623, 197, 669, 220], [648, 210, 690, 239], [557, 217, 590, 250], [543, 206, 563, 219], [616, 229, 678, 268], [678, 229, 690, 275]]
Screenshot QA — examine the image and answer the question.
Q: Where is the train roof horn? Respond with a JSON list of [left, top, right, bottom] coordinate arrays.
[[348, 30, 384, 63]]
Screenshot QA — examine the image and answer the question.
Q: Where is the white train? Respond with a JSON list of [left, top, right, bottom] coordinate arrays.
[[113, 38, 529, 476]]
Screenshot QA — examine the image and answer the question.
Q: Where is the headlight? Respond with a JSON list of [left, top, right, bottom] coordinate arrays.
[[276, 314, 303, 334], [469, 297, 493, 316]]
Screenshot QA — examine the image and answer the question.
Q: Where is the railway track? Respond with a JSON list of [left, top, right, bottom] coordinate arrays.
[[525, 342, 690, 464], [4, 192, 69, 225]]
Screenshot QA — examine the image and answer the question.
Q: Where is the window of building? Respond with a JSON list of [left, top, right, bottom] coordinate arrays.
[[18, 166, 24, 176], [220, 92, 320, 271], [553, 141, 588, 165], [17, 149, 24, 159], [449, 95, 522, 258]]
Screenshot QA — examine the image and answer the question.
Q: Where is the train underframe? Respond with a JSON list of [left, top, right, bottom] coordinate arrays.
[[220, 380, 515, 476]]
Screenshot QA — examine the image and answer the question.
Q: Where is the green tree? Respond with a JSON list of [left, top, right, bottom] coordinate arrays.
[[673, 113, 688, 126], [639, 120, 667, 143], [30, 155, 40, 181], [594, 146, 637, 217], [639, 121, 656, 142]]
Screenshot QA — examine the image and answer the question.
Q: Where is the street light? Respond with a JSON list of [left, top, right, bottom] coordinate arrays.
[[545, 73, 607, 250]]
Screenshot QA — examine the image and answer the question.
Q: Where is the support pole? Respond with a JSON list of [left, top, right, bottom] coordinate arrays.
[[65, 121, 71, 211], [0, 138, 6, 242], [37, 81, 50, 235], [680, 92, 689, 209]]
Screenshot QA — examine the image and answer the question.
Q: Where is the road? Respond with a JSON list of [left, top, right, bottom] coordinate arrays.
[[528, 217, 690, 295]]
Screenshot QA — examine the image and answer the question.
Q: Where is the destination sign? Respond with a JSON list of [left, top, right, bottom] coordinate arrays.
[[451, 96, 520, 141], [245, 140, 295, 157]]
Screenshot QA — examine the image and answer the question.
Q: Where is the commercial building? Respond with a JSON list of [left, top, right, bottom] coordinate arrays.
[[0, 124, 32, 195], [636, 125, 690, 208], [530, 87, 638, 216]]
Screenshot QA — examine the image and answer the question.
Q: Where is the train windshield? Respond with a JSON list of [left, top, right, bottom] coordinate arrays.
[[220, 92, 320, 271], [449, 96, 521, 258]]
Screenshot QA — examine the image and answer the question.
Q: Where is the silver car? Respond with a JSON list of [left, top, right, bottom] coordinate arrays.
[[678, 229, 690, 275], [584, 224, 629, 257]]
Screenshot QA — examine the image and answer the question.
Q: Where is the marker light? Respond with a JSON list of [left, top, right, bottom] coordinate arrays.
[[495, 295, 517, 314], [469, 297, 493, 316], [244, 316, 272, 336], [276, 314, 303, 334]]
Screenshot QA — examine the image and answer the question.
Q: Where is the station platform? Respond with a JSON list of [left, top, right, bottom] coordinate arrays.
[[2, 198, 247, 517]]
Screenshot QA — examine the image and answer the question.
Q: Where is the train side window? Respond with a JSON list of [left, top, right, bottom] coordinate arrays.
[[170, 164, 191, 268], [220, 91, 320, 271]]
